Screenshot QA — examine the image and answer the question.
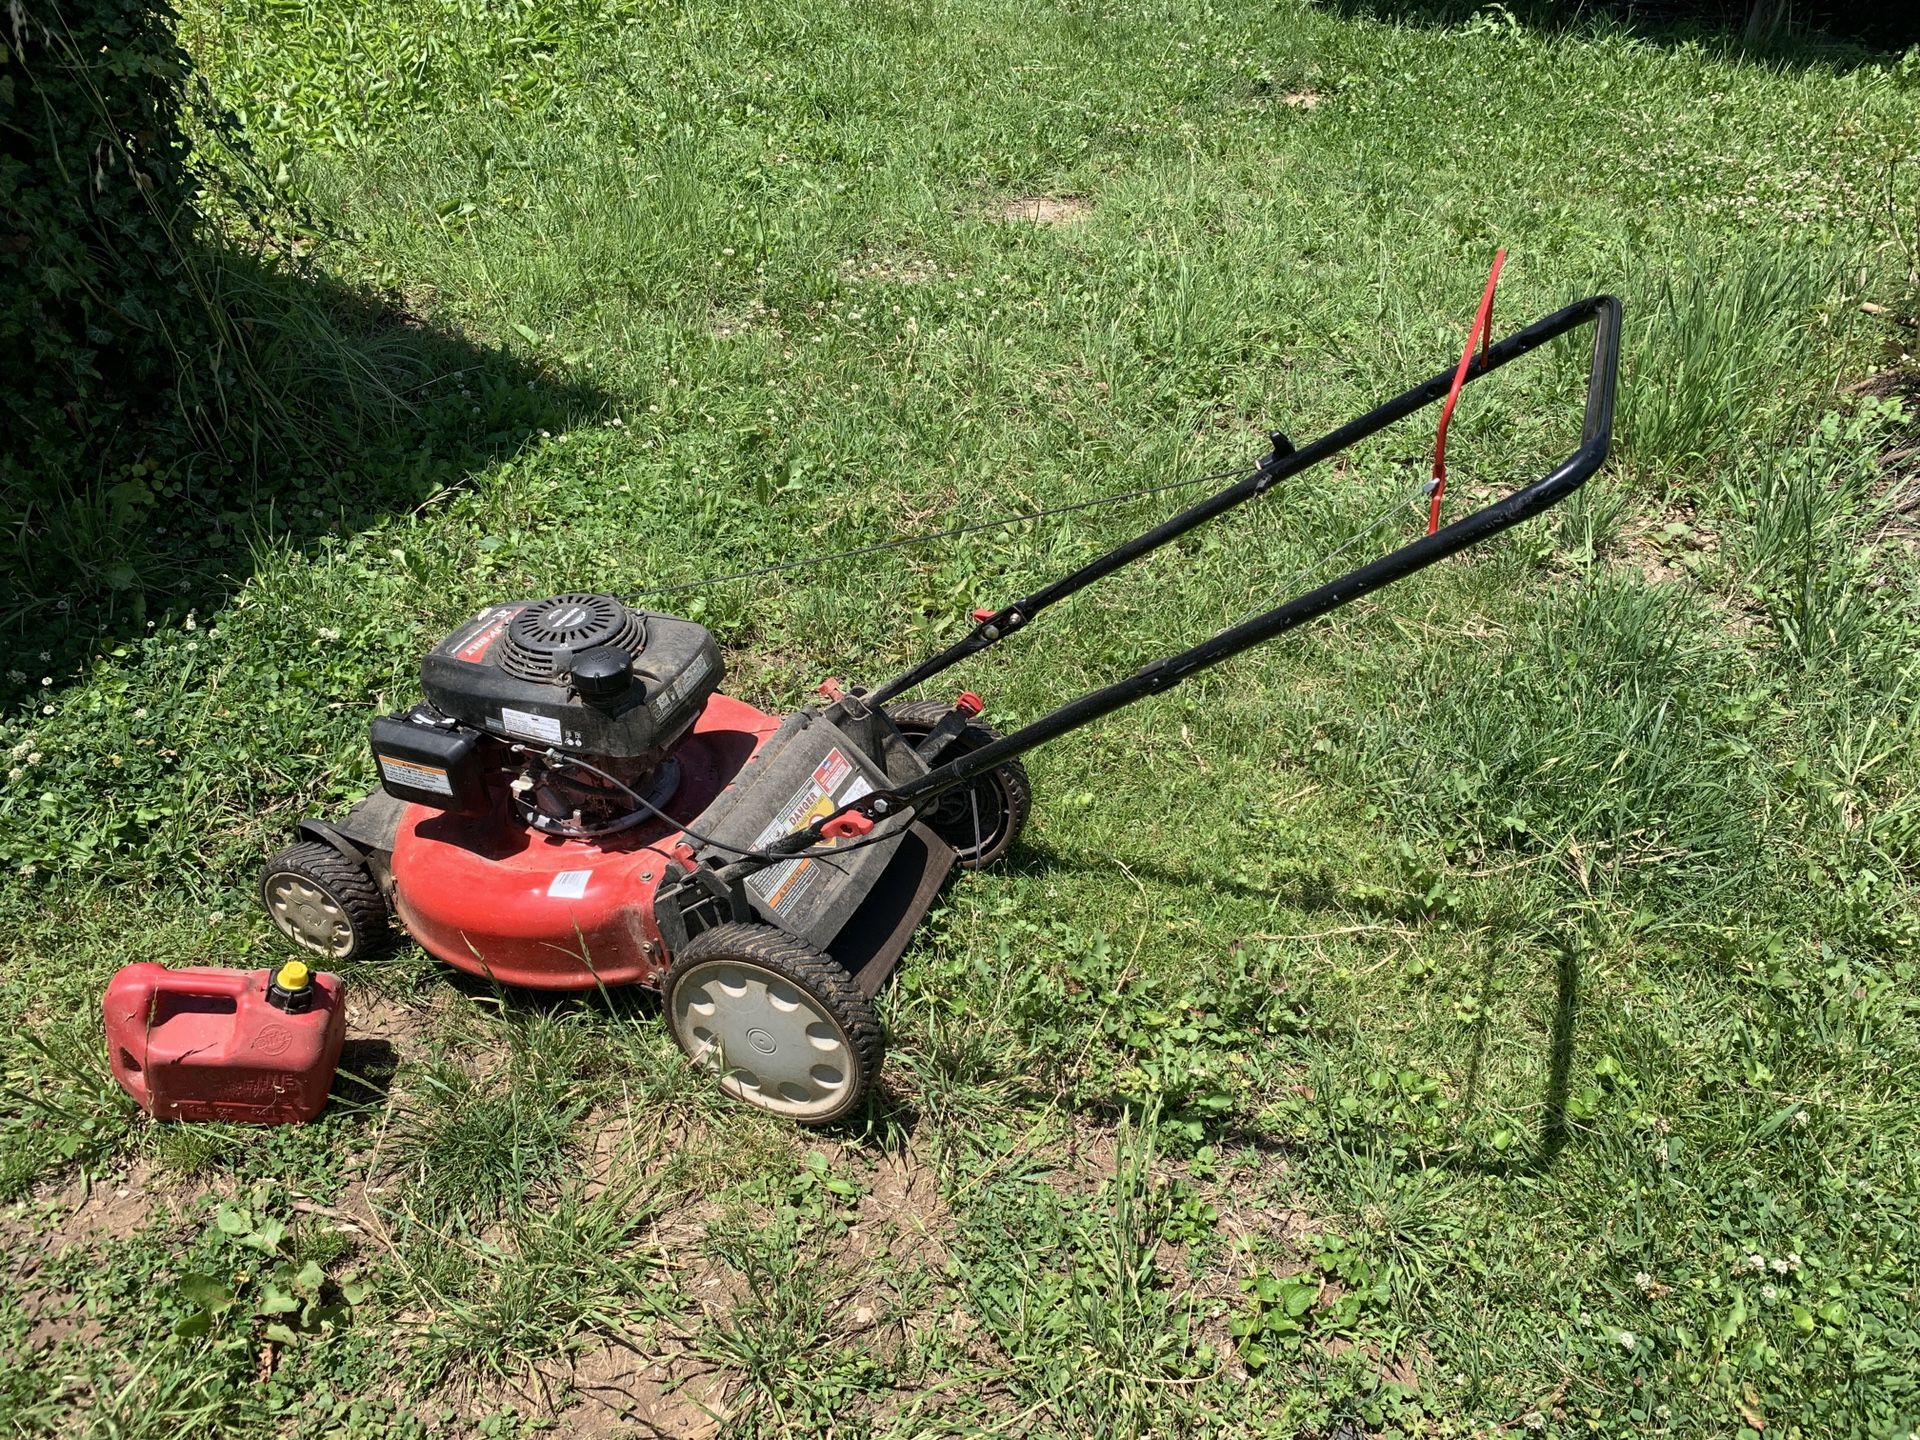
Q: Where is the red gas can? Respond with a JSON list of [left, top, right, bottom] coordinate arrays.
[[103, 962, 347, 1123]]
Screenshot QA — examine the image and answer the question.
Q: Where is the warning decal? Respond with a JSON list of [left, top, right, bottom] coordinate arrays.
[[377, 755, 454, 796], [743, 748, 874, 920]]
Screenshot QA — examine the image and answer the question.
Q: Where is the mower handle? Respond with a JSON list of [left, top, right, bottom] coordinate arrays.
[[854, 293, 1622, 822]]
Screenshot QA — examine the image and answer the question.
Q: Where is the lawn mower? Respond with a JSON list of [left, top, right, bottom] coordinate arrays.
[[260, 291, 1620, 1124]]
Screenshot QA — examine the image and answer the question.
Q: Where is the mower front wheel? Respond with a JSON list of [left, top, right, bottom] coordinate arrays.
[[885, 699, 1031, 868], [662, 923, 881, 1125], [260, 842, 390, 961]]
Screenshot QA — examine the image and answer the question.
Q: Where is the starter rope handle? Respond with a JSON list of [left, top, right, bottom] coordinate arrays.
[[1427, 248, 1507, 535]]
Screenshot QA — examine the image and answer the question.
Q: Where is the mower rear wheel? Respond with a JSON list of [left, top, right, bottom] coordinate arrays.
[[663, 923, 881, 1125], [885, 700, 1031, 868], [260, 842, 389, 961]]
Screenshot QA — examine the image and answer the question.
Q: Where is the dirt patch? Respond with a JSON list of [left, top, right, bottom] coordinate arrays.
[[4, 1159, 210, 1355], [438, 1325, 731, 1440], [475, 1127, 962, 1434], [1065, 1118, 1124, 1192], [539, 1338, 732, 1439], [1214, 1186, 1318, 1258], [846, 1143, 953, 1272], [1323, 1335, 1430, 1391], [1281, 90, 1323, 108], [292, 1177, 387, 1246], [23, 1299, 104, 1356], [993, 195, 1092, 226], [1612, 501, 1716, 586], [28, 1160, 199, 1252], [341, 991, 434, 1050]]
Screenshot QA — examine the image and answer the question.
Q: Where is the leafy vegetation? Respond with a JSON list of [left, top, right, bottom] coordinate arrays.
[[4, 1, 1919, 1436], [3, 0, 201, 484]]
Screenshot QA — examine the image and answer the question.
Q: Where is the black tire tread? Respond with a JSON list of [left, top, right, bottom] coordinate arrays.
[[885, 699, 1032, 868], [663, 922, 883, 1124], [260, 841, 390, 959]]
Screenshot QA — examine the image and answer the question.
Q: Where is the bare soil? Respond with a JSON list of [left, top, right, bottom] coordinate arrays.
[[992, 195, 1093, 225]]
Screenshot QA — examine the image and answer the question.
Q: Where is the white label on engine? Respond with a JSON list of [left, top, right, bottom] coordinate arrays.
[[548, 870, 591, 899], [499, 707, 563, 744], [377, 755, 454, 796], [651, 653, 713, 720]]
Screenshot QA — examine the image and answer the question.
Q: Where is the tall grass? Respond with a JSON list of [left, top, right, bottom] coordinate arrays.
[[1620, 243, 1838, 484]]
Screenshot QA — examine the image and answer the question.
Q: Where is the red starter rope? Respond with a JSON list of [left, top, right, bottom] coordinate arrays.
[[1427, 248, 1507, 535]]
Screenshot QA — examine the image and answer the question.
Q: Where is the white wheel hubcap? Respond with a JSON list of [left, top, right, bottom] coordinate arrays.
[[671, 960, 856, 1121], [265, 875, 351, 956]]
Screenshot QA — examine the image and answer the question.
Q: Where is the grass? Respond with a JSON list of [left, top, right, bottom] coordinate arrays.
[[4, 0, 1920, 1436]]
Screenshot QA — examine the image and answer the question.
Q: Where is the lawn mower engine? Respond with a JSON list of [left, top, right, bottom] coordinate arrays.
[[260, 591, 1028, 1123]]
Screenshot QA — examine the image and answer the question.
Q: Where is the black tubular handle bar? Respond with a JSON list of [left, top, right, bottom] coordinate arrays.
[[779, 293, 1619, 853]]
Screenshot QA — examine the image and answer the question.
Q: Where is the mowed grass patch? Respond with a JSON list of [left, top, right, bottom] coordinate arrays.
[[5, 1, 1920, 1436]]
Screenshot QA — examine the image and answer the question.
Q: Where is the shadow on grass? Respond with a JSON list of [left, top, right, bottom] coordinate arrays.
[[332, 1037, 401, 1115], [1014, 838, 1556, 940], [5, 242, 605, 707], [1310, 0, 1918, 61], [1446, 940, 1578, 1177], [1006, 838, 1345, 916], [1018, 839, 1583, 1174]]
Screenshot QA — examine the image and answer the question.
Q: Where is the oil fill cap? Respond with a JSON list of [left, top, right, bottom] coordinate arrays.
[[572, 645, 634, 703]]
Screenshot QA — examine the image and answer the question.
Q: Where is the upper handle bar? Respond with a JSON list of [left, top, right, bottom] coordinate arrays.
[[861, 293, 1622, 816]]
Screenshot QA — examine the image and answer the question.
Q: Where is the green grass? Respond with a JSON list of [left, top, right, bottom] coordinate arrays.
[[5, 1, 1920, 1436]]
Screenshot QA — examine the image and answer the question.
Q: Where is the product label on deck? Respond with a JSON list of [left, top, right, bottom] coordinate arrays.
[[377, 755, 454, 796], [499, 707, 564, 744], [744, 748, 874, 919], [547, 870, 591, 900], [450, 603, 528, 663]]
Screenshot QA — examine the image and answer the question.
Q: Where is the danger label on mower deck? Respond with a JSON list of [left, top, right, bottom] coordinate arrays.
[[744, 748, 873, 920]]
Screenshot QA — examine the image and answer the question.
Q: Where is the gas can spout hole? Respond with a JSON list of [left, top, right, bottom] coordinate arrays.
[[119, 1049, 141, 1073]]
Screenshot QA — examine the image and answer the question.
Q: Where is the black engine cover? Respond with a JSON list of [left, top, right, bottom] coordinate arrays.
[[420, 594, 722, 757]]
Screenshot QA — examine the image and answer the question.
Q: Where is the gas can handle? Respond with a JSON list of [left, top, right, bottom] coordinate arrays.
[[107, 961, 257, 1016], [118, 969, 261, 1023], [166, 970, 259, 1000]]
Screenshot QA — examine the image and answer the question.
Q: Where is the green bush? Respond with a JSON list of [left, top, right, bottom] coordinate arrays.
[[1, 0, 206, 487]]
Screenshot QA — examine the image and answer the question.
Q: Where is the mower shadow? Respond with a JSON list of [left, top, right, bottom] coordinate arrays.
[[1431, 939, 1579, 1178], [1009, 838, 1548, 937], [1003, 838, 1346, 915], [1008, 839, 1581, 1176]]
